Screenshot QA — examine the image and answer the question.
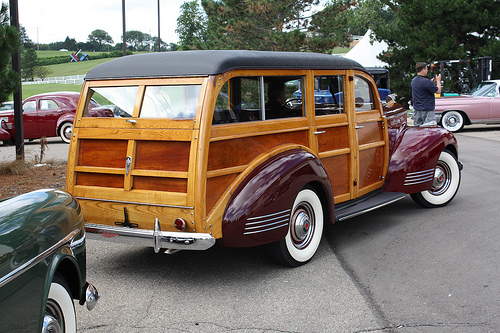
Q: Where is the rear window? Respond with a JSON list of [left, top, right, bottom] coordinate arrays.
[[84, 84, 201, 119]]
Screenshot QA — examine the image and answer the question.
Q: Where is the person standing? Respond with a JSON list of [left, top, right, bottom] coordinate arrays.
[[411, 62, 442, 126]]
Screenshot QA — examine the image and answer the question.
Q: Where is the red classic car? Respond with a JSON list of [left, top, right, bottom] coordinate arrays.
[[435, 80, 500, 132], [0, 92, 112, 144]]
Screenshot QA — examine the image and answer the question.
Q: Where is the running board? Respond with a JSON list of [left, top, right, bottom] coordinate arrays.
[[334, 192, 406, 222]]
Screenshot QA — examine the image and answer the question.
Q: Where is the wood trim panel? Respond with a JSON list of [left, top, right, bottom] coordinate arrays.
[[78, 199, 194, 232], [72, 185, 189, 207], [76, 128, 194, 141], [318, 147, 351, 159], [207, 131, 309, 171], [210, 117, 309, 141], [74, 166, 124, 175]]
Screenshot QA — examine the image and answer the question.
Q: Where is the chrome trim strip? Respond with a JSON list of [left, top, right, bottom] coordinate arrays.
[[0, 229, 80, 288], [75, 197, 194, 210], [404, 169, 434, 186], [246, 213, 290, 225], [85, 223, 215, 251], [244, 209, 291, 235], [243, 223, 289, 235], [245, 219, 289, 231], [247, 209, 291, 221]]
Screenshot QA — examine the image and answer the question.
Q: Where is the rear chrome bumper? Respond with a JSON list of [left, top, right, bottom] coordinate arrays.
[[85, 220, 216, 253]]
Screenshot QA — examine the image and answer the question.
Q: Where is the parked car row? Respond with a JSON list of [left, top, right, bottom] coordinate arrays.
[[0, 92, 113, 145]]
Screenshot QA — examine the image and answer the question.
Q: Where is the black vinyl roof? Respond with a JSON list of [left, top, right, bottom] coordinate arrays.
[[85, 50, 366, 80]]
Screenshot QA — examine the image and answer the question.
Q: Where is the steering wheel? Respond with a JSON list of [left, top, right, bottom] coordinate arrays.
[[285, 98, 302, 110]]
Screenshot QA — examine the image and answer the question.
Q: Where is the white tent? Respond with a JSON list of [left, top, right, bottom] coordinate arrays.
[[345, 29, 388, 67]]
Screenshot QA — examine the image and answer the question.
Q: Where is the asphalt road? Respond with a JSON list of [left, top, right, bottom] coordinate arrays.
[[2, 125, 499, 332], [0, 137, 69, 163]]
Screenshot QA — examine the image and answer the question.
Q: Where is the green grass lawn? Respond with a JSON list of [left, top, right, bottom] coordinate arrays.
[[47, 57, 115, 77], [21, 84, 83, 98]]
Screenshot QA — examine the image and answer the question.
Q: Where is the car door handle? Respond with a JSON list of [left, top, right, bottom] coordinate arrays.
[[355, 125, 364, 129], [314, 131, 326, 135]]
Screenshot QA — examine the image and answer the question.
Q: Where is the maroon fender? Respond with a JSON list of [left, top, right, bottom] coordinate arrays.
[[383, 125, 458, 193], [0, 126, 10, 141], [56, 113, 75, 130], [219, 149, 335, 248]]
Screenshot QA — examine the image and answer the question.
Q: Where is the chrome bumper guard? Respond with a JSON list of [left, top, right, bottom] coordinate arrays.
[[85, 283, 99, 310], [85, 220, 216, 253]]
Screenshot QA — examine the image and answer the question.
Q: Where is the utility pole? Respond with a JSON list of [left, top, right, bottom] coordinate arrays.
[[157, 0, 161, 52], [9, 0, 24, 161], [122, 0, 127, 56]]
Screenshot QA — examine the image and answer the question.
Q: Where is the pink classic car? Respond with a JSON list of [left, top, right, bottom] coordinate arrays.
[[0, 92, 113, 144], [435, 80, 500, 132]]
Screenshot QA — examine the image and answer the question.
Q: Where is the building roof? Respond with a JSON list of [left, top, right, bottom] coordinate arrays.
[[85, 50, 365, 80]]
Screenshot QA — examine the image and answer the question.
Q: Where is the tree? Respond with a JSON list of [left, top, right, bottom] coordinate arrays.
[[62, 36, 77, 51], [21, 48, 38, 81], [307, 0, 356, 53], [88, 29, 114, 51], [200, 0, 317, 51], [198, 0, 353, 52], [359, 0, 500, 105], [176, 0, 207, 49], [0, 3, 20, 104], [19, 25, 34, 49], [125, 30, 146, 51], [33, 66, 51, 81]]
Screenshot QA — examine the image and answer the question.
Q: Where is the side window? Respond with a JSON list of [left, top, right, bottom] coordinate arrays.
[[354, 76, 375, 112], [240, 77, 263, 121], [39, 99, 59, 110], [265, 77, 303, 120], [314, 75, 345, 116], [23, 101, 36, 112], [212, 76, 304, 125]]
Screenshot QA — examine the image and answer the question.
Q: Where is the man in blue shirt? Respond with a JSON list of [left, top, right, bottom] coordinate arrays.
[[411, 62, 442, 126]]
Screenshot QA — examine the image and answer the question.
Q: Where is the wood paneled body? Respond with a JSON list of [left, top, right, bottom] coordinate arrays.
[[66, 67, 390, 243]]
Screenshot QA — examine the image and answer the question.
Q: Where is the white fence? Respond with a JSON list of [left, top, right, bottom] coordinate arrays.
[[22, 75, 85, 85]]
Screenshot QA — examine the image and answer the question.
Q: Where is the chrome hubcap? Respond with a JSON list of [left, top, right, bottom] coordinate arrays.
[[45, 299, 64, 333], [63, 127, 72, 140], [430, 163, 451, 195], [42, 314, 61, 333], [290, 202, 315, 249]]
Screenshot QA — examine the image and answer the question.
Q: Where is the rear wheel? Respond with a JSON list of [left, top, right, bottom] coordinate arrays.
[[441, 111, 464, 132], [59, 122, 73, 144], [43, 274, 76, 333], [410, 149, 461, 208], [269, 187, 324, 267]]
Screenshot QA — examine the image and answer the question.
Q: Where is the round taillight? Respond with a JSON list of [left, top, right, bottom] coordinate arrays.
[[174, 218, 186, 231]]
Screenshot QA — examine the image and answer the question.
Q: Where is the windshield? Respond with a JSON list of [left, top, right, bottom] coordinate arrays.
[[470, 82, 498, 97], [86, 84, 201, 119]]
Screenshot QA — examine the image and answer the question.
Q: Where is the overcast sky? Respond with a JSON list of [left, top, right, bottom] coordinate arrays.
[[17, 0, 186, 45]]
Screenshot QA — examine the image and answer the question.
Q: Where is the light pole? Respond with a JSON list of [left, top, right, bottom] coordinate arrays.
[[157, 0, 161, 52], [9, 0, 24, 161], [122, 0, 127, 56]]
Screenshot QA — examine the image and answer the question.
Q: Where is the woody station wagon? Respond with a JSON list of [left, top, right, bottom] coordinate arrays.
[[66, 51, 462, 266]]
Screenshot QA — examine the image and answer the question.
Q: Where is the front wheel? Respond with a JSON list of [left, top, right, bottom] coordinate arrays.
[[269, 187, 324, 267], [441, 111, 464, 132], [43, 274, 76, 333], [410, 149, 461, 208], [59, 122, 73, 144]]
